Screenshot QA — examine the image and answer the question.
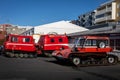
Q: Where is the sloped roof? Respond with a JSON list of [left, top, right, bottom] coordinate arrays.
[[34, 20, 88, 34], [68, 25, 120, 36]]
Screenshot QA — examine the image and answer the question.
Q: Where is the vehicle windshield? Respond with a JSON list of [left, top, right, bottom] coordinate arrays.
[[74, 37, 85, 47]]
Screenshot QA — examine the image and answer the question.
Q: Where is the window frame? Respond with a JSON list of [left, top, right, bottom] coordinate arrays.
[[11, 36, 18, 42], [22, 37, 30, 43], [50, 38, 55, 43]]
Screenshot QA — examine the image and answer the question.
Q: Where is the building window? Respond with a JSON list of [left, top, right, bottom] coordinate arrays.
[[0, 26, 3, 28], [0, 31, 2, 34], [117, 3, 120, 8], [117, 12, 120, 17], [96, 14, 105, 18]]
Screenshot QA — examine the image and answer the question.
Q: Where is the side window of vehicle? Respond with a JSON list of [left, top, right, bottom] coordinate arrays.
[[11, 37, 18, 42], [59, 38, 63, 42], [50, 38, 55, 43], [105, 40, 108, 46], [93, 40, 97, 46], [23, 38, 30, 43], [85, 40, 97, 46], [85, 40, 92, 46]]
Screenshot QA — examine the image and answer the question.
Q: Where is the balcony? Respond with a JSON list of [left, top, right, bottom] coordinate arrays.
[[95, 15, 112, 23], [96, 7, 112, 15]]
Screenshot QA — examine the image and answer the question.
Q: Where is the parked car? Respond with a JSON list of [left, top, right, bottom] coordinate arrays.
[[0, 45, 3, 55]]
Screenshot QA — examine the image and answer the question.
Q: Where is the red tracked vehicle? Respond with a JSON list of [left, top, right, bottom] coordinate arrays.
[[38, 34, 69, 56], [52, 36, 118, 66], [3, 34, 41, 58]]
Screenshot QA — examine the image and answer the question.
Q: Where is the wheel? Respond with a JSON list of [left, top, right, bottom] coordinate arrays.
[[101, 58, 107, 64], [24, 54, 28, 58], [44, 52, 52, 57], [29, 54, 34, 58], [34, 54, 37, 58], [5, 52, 10, 57], [72, 57, 81, 66], [19, 53, 24, 58], [9, 53, 14, 58], [14, 54, 19, 58], [107, 55, 118, 64]]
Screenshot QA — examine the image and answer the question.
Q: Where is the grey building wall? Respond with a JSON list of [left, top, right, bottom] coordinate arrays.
[[6, 26, 27, 35]]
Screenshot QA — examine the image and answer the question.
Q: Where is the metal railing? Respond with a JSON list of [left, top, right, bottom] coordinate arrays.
[[96, 7, 112, 15], [95, 15, 112, 23]]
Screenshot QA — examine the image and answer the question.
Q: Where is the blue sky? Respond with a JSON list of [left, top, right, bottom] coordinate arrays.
[[0, 0, 108, 26]]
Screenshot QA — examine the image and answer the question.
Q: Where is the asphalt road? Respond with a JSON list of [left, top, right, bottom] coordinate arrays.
[[0, 56, 120, 80]]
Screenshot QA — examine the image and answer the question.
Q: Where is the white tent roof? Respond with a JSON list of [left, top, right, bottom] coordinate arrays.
[[34, 20, 88, 34]]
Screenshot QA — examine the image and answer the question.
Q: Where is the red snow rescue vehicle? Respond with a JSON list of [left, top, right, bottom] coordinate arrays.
[[3, 34, 40, 58], [52, 36, 118, 66], [38, 34, 69, 56]]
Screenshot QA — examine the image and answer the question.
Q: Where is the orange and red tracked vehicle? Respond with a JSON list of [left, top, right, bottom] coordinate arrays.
[[52, 36, 118, 66]]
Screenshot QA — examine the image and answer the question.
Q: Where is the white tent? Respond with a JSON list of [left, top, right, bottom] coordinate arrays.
[[34, 20, 88, 34]]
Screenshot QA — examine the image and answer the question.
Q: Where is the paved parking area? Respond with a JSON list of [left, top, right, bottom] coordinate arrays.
[[0, 56, 120, 80]]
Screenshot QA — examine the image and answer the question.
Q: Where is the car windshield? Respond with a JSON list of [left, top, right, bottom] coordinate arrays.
[[74, 37, 85, 47]]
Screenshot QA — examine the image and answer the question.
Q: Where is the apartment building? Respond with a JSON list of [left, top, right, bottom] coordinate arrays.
[[0, 24, 12, 45], [6, 26, 27, 35], [71, 10, 96, 28], [95, 0, 120, 24]]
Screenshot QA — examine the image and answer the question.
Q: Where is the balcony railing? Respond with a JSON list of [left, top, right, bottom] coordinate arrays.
[[96, 7, 112, 15], [95, 15, 112, 23]]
